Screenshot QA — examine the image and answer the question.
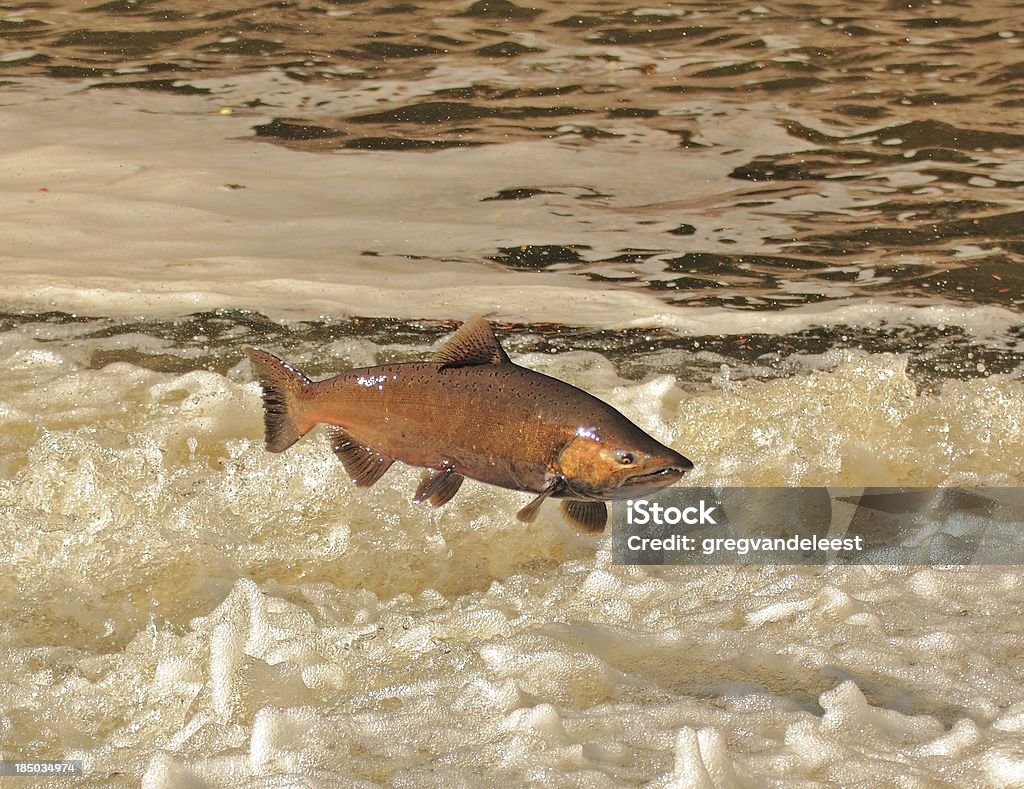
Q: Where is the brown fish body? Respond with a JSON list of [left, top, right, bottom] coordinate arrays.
[[244, 316, 693, 532], [302, 361, 649, 494]]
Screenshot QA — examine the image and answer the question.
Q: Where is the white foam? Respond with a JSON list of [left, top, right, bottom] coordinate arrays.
[[2, 333, 1023, 784]]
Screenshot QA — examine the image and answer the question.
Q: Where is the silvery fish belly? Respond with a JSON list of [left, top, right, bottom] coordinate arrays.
[[244, 316, 693, 533]]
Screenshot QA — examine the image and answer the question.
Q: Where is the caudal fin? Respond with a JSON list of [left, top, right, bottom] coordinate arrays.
[[242, 347, 313, 452]]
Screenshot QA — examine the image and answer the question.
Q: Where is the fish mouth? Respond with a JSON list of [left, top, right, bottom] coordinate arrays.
[[565, 453, 694, 500], [623, 457, 693, 489]]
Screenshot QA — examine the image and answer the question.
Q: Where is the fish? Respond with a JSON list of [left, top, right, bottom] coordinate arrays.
[[243, 315, 693, 533]]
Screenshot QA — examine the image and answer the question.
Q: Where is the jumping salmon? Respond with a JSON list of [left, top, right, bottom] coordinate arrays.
[[243, 316, 693, 533]]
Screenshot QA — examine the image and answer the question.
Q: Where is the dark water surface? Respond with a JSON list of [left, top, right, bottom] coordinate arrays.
[[1, 0, 1022, 376], [2, 308, 1021, 387]]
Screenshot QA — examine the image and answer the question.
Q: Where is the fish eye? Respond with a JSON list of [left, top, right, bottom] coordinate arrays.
[[613, 450, 636, 466]]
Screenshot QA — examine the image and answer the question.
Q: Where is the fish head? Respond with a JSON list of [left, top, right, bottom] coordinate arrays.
[[556, 424, 693, 500]]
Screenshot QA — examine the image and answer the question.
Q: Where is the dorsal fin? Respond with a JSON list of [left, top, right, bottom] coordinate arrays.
[[433, 315, 511, 369]]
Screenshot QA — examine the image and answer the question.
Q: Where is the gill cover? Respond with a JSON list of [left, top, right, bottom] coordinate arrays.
[[556, 433, 620, 499]]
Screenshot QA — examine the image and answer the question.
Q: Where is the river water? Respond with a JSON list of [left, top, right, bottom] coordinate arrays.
[[1, 1, 1022, 786]]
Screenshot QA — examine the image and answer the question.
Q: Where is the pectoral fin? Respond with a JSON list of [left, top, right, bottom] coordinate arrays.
[[414, 466, 465, 507], [516, 479, 564, 523], [328, 427, 393, 487], [560, 500, 607, 534]]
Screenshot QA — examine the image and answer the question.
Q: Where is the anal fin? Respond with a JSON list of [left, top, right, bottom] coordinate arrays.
[[414, 467, 465, 508], [328, 426, 393, 487], [560, 500, 607, 534]]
